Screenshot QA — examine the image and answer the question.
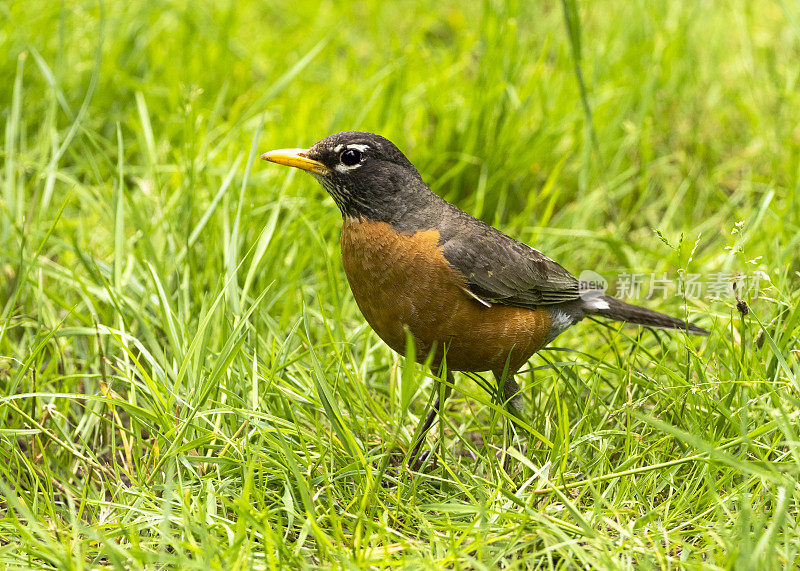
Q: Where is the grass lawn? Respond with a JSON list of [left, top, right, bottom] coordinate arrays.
[[2, 0, 800, 567]]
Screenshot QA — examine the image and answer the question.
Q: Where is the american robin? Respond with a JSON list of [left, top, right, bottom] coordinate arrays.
[[261, 131, 708, 466]]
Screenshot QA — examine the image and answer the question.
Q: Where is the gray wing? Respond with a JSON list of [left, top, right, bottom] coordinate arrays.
[[438, 208, 580, 308]]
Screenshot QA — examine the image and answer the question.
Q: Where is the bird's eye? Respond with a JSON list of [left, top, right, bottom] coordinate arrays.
[[340, 148, 362, 166]]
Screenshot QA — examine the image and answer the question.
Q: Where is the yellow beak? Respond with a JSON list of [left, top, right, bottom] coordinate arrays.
[[259, 148, 330, 175]]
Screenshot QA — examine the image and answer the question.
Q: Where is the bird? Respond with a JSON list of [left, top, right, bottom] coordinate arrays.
[[260, 131, 708, 467]]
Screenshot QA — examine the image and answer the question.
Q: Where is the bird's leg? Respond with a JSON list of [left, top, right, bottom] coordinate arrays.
[[495, 371, 529, 471], [500, 373, 525, 426], [407, 370, 453, 468], [495, 370, 529, 439]]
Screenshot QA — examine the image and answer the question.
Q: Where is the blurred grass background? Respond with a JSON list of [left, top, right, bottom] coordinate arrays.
[[1, 0, 799, 567]]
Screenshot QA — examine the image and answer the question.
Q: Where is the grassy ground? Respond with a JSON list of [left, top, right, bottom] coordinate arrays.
[[2, 0, 800, 567]]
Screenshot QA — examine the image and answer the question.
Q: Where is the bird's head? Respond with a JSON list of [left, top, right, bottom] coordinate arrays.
[[261, 131, 429, 221]]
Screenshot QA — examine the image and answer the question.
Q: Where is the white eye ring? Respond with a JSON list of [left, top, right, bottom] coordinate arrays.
[[333, 144, 370, 172]]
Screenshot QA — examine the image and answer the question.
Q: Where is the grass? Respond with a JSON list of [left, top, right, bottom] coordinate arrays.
[[1, 0, 800, 567]]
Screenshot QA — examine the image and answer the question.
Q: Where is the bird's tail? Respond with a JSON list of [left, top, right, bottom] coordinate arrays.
[[582, 295, 708, 336]]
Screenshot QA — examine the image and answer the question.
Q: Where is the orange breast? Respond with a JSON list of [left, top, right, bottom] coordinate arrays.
[[339, 218, 552, 374]]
